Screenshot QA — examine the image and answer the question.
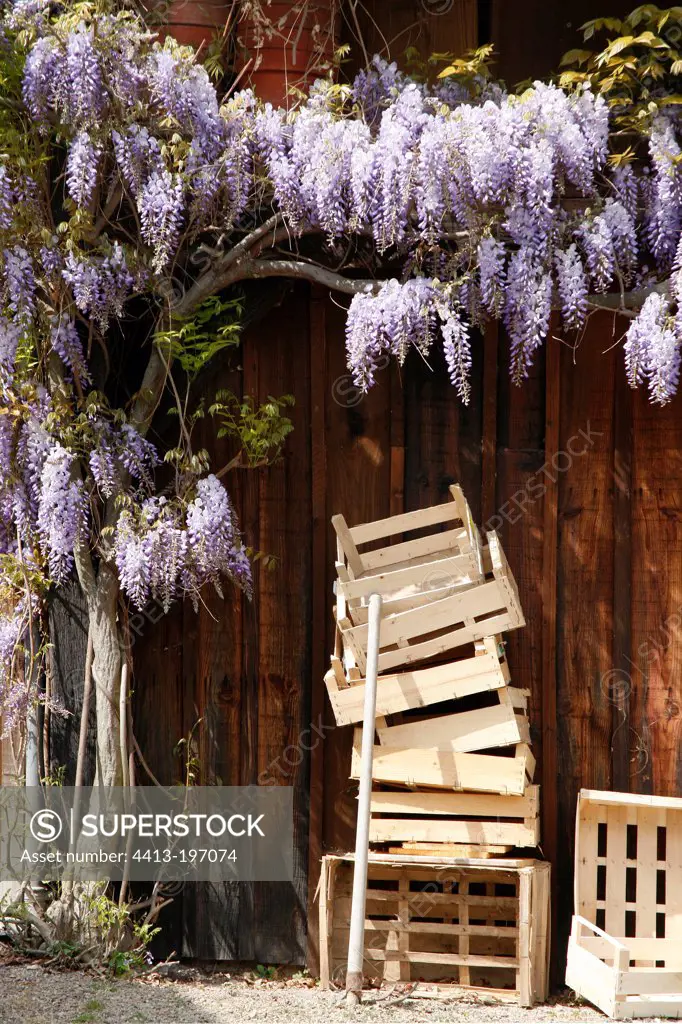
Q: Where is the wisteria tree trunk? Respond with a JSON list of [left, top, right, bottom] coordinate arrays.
[[75, 551, 124, 788]]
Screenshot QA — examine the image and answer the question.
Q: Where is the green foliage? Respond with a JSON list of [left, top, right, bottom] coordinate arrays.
[[209, 391, 294, 468], [560, 5, 682, 140], [42, 764, 66, 787], [254, 963, 277, 980], [156, 295, 243, 379], [430, 44, 496, 94]]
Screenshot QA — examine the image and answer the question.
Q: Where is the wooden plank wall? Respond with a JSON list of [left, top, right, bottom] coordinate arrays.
[[130, 0, 682, 979], [131, 290, 682, 978]]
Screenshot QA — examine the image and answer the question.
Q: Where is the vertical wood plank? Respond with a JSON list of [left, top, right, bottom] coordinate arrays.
[[253, 284, 312, 964], [542, 332, 560, 961], [494, 331, 545, 792], [612, 360, 633, 792], [307, 287, 327, 972], [323, 295, 392, 855], [630, 387, 682, 797], [481, 322, 499, 525], [390, 362, 405, 518], [556, 318, 615, 975]]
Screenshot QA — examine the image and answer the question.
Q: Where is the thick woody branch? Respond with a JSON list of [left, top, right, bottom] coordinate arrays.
[[174, 255, 378, 317]]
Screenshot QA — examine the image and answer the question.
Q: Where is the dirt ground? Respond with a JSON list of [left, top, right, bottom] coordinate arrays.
[[0, 962, 631, 1024]]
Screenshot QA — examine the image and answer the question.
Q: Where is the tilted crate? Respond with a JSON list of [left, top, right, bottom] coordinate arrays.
[[333, 484, 484, 612], [319, 853, 550, 1006], [336, 529, 524, 676], [324, 636, 511, 727], [351, 730, 535, 797], [566, 789, 682, 1019]]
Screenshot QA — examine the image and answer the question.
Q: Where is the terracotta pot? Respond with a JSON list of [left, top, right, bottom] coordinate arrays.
[[238, 1, 337, 106], [158, 0, 233, 51]]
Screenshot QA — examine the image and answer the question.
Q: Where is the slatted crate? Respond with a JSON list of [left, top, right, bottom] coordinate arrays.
[[374, 690, 530, 754], [351, 729, 535, 796], [324, 636, 511, 727], [369, 786, 540, 850], [337, 529, 524, 676], [319, 853, 550, 1005], [333, 484, 483, 613], [566, 789, 682, 1019]]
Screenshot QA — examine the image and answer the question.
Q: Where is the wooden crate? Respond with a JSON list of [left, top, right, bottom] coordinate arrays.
[[337, 531, 524, 675], [333, 484, 483, 610], [566, 789, 682, 1019], [324, 636, 511, 727], [369, 785, 540, 849], [319, 853, 550, 1006], [351, 731, 535, 796], [375, 694, 530, 754]]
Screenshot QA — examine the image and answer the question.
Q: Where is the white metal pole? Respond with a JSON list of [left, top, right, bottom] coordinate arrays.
[[346, 592, 382, 1006]]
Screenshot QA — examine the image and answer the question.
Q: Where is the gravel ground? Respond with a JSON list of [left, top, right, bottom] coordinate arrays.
[[0, 963, 627, 1024]]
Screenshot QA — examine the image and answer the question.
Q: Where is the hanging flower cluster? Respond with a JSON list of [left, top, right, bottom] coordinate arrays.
[[2, 1, 682, 729]]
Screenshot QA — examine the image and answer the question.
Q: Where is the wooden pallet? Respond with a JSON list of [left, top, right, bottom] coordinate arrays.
[[337, 531, 524, 675], [351, 731, 535, 796], [566, 789, 682, 1018], [324, 636, 511, 726], [369, 786, 540, 848], [319, 853, 550, 1006]]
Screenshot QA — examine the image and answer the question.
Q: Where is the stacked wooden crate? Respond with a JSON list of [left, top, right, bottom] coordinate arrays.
[[319, 853, 550, 1005], [325, 485, 540, 858]]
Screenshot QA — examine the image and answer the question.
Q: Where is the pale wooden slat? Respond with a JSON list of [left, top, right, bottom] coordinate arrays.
[[360, 527, 471, 573], [605, 803, 629, 938], [364, 949, 519, 969], [370, 785, 539, 819], [634, 805, 661, 965], [575, 796, 600, 923], [376, 701, 523, 753], [331, 513, 364, 576], [364, 919, 518, 938], [336, 551, 482, 602], [368, 817, 538, 846], [370, 612, 519, 674], [351, 732, 530, 795], [580, 790, 682, 811], [346, 576, 523, 651], [666, 808, 682, 941], [325, 643, 508, 725], [348, 497, 465, 546]]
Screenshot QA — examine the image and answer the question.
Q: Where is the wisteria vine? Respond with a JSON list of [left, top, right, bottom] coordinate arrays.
[[0, 1, 681, 734]]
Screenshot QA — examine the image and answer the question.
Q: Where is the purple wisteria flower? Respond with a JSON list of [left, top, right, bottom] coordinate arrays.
[[62, 244, 135, 326], [185, 475, 252, 599], [66, 131, 101, 208], [50, 318, 91, 386], [624, 292, 681, 405], [3, 247, 35, 321], [37, 443, 87, 582], [555, 245, 588, 332], [0, 166, 13, 230], [138, 169, 184, 272]]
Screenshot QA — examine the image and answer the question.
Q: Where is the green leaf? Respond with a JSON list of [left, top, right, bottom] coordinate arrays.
[[632, 31, 670, 48], [560, 48, 594, 66]]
